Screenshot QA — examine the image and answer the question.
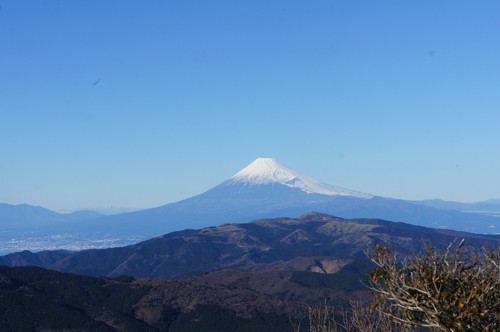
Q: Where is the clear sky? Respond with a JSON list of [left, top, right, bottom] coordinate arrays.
[[1, 1, 499, 211]]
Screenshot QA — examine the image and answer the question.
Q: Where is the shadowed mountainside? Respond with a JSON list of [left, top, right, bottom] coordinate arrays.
[[0, 265, 306, 331]]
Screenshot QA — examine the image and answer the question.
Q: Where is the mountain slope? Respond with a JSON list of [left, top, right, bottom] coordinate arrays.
[[2, 213, 497, 279]]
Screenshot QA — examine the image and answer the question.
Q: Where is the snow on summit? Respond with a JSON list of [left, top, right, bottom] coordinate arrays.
[[229, 158, 372, 198], [231, 158, 299, 185]]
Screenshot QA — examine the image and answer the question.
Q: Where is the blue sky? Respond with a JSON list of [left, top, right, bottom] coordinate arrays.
[[1, 1, 499, 211]]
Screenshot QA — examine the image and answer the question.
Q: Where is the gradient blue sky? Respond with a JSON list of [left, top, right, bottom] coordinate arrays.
[[1, 1, 499, 211]]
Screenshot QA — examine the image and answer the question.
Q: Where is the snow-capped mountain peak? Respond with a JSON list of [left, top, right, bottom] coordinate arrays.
[[230, 158, 297, 184], [228, 158, 372, 198]]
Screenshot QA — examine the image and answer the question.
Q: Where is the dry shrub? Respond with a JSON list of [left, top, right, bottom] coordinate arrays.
[[368, 241, 499, 332]]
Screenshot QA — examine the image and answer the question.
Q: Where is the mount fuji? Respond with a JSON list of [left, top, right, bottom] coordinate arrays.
[[75, 158, 377, 232], [227, 157, 372, 198], [1, 158, 499, 252]]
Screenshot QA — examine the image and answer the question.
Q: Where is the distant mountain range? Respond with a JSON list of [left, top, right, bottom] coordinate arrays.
[[1, 158, 499, 253], [0, 203, 103, 230], [411, 198, 500, 217]]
